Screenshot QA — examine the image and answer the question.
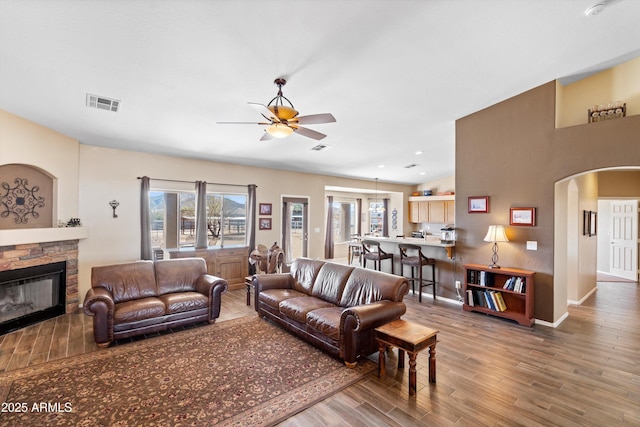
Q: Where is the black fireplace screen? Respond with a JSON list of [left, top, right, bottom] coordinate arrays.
[[0, 261, 66, 335]]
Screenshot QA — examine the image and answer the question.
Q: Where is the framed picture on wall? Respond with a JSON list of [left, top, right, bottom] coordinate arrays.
[[583, 210, 590, 236], [259, 203, 272, 215], [510, 207, 536, 226], [259, 218, 272, 230], [468, 196, 489, 213], [589, 211, 597, 236]]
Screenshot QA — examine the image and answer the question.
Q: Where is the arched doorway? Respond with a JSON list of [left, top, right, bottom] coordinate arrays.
[[554, 167, 640, 321]]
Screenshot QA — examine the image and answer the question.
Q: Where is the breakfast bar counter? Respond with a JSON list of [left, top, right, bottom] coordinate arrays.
[[366, 236, 455, 259]]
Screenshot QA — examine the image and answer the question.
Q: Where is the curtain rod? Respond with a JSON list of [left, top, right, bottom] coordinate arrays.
[[137, 176, 254, 187]]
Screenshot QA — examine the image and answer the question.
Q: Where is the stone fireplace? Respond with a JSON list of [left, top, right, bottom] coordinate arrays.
[[0, 238, 81, 334]]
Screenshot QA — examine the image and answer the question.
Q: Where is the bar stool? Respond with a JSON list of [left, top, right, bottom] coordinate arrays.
[[362, 239, 394, 274], [347, 234, 362, 265], [398, 243, 436, 302]]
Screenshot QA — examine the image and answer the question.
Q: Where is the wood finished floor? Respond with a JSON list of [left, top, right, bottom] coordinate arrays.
[[1, 279, 638, 426]]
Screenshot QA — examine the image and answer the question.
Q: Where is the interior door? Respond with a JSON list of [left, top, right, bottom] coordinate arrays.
[[610, 200, 638, 280], [282, 197, 309, 264]]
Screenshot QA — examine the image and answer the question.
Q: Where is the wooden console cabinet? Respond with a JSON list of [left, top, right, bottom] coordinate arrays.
[[168, 246, 249, 289], [462, 263, 535, 326]]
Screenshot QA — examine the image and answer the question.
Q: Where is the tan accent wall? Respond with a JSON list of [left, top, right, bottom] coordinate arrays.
[[598, 170, 640, 197], [456, 81, 640, 323]]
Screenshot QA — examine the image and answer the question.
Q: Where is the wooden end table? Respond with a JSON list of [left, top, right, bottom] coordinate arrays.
[[375, 319, 439, 396], [245, 276, 253, 305]]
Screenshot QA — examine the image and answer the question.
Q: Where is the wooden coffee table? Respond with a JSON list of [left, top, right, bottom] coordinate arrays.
[[375, 319, 439, 396]]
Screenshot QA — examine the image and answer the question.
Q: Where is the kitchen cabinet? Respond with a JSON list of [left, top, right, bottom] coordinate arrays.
[[408, 196, 454, 224]]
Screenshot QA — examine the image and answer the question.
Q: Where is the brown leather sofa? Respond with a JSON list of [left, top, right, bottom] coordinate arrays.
[[84, 257, 228, 347], [254, 258, 409, 367]]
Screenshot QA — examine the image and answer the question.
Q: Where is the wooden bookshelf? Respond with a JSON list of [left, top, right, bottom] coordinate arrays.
[[462, 263, 535, 326]]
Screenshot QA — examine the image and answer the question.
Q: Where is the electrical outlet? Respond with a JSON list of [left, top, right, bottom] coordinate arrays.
[[455, 280, 461, 289]]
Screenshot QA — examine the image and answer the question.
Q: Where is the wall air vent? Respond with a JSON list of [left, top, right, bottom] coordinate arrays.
[[404, 163, 419, 169], [310, 144, 331, 151], [86, 94, 120, 112]]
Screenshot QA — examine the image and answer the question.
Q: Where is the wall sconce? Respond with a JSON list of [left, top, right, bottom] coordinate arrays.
[[483, 225, 509, 269], [109, 200, 120, 218]]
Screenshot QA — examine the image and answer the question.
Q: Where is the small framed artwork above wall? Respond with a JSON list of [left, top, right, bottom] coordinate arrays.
[[259, 218, 272, 230], [510, 207, 536, 227], [583, 210, 597, 236], [259, 203, 272, 215], [468, 196, 489, 213]]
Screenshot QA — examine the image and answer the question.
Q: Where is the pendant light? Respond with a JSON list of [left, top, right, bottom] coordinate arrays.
[[368, 178, 385, 212]]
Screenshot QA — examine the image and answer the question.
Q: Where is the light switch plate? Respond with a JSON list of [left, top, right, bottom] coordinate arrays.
[[526, 241, 537, 250]]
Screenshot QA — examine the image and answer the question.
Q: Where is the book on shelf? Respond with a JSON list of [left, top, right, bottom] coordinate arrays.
[[503, 276, 526, 293], [483, 291, 496, 310], [479, 271, 494, 287], [493, 291, 507, 311], [466, 289, 474, 306]]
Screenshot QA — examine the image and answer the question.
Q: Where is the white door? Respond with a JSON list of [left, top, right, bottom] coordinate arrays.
[[610, 200, 638, 280]]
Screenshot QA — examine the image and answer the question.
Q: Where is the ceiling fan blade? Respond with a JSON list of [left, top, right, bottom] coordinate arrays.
[[259, 131, 273, 141], [248, 102, 279, 122], [291, 125, 327, 140], [293, 113, 336, 125], [217, 121, 270, 125]]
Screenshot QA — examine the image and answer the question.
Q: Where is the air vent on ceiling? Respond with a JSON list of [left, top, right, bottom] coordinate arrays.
[[86, 94, 120, 112], [404, 163, 419, 169], [310, 144, 331, 151]]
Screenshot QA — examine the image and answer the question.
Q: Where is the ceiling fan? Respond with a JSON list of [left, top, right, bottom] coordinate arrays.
[[218, 78, 336, 141]]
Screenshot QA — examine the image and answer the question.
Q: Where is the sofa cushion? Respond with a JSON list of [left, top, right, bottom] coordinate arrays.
[[311, 263, 355, 305], [306, 307, 343, 341], [92, 261, 157, 304], [259, 289, 308, 310], [340, 268, 409, 307], [159, 291, 209, 314], [289, 258, 326, 294], [279, 296, 335, 324], [114, 297, 166, 323], [155, 258, 207, 295]]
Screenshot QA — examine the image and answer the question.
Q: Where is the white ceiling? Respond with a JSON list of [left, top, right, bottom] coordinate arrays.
[[1, 0, 639, 185]]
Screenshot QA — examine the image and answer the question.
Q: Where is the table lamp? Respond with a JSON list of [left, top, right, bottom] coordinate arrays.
[[483, 225, 508, 269]]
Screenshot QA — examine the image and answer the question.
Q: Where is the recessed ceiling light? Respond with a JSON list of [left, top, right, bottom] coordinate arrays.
[[419, 171, 426, 175], [415, 150, 423, 155], [584, 2, 605, 17], [377, 164, 385, 168]]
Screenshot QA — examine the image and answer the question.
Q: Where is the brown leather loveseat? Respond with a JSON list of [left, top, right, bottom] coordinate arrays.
[[254, 258, 409, 367], [84, 257, 228, 347]]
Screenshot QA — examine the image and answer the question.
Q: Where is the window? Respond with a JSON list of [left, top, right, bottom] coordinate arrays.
[[150, 190, 246, 249], [369, 202, 384, 234], [332, 200, 357, 243]]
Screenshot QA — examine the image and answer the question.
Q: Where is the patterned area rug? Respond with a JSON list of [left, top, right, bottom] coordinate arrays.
[[0, 316, 376, 426]]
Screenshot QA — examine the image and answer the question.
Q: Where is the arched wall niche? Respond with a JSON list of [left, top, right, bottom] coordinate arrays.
[[0, 163, 55, 229]]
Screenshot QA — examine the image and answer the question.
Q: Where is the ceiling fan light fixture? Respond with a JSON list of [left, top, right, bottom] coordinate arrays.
[[266, 123, 293, 138]]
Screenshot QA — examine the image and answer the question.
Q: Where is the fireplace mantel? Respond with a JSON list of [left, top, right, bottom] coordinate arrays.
[[0, 227, 89, 246]]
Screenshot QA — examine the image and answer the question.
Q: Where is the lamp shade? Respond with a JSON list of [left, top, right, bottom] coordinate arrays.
[[266, 123, 294, 138], [483, 225, 508, 243]]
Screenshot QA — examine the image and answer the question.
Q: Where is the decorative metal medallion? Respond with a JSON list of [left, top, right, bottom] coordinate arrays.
[[0, 178, 46, 224]]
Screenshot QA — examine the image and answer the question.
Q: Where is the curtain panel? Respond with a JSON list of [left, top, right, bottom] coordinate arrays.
[[140, 176, 152, 260], [195, 181, 208, 249], [324, 195, 334, 259]]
